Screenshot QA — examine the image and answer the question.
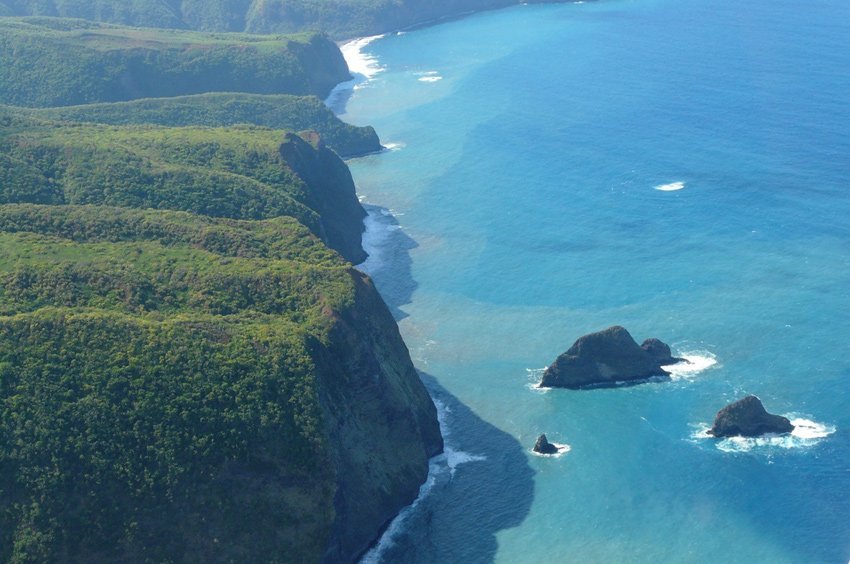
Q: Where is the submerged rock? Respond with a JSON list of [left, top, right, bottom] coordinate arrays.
[[539, 326, 682, 389], [708, 395, 794, 438], [533, 434, 560, 455]]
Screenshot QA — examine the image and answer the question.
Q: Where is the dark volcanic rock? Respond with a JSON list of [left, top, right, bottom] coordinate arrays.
[[640, 338, 684, 366], [708, 395, 794, 438], [539, 326, 678, 389], [533, 434, 560, 455]]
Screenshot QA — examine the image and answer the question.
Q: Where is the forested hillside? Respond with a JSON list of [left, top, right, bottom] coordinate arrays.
[[0, 18, 349, 106], [0, 111, 367, 262], [0, 0, 549, 39], [0, 121, 443, 562], [0, 15, 442, 561], [0, 203, 442, 562], [24, 93, 382, 157]]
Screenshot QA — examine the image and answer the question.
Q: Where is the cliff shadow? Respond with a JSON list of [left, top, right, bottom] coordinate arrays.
[[363, 373, 535, 563], [357, 204, 418, 321]]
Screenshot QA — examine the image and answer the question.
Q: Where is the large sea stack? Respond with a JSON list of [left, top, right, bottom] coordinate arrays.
[[708, 396, 795, 438], [539, 326, 683, 389]]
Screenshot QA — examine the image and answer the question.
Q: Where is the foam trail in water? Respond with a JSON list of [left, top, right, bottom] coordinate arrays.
[[415, 70, 443, 83], [691, 417, 836, 453], [525, 367, 550, 393], [664, 352, 718, 381], [360, 398, 486, 562], [325, 34, 386, 111], [357, 207, 390, 275], [655, 181, 685, 191], [383, 142, 406, 152]]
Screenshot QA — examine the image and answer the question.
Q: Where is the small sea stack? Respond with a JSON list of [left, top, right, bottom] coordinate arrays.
[[708, 395, 794, 438], [539, 326, 684, 389], [533, 434, 560, 455]]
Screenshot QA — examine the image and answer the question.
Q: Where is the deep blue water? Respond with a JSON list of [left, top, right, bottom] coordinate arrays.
[[340, 0, 850, 561]]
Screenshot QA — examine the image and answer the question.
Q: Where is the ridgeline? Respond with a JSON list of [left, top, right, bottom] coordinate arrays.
[[0, 0, 560, 40], [23, 93, 381, 157], [0, 14, 440, 564], [0, 18, 349, 107]]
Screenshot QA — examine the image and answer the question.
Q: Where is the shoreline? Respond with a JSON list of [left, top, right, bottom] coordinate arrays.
[[332, 0, 574, 44], [330, 27, 448, 564]]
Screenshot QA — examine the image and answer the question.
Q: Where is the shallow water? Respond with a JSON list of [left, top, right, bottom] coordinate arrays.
[[343, 0, 850, 561]]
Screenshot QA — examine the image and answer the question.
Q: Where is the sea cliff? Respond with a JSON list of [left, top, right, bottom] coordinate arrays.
[[0, 0, 568, 40], [0, 118, 442, 562]]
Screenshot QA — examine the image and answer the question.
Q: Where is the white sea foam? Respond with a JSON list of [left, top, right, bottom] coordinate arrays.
[[664, 352, 718, 381], [654, 181, 685, 191], [362, 397, 485, 561], [357, 207, 392, 275], [359, 458, 440, 564], [526, 367, 550, 393], [418, 76, 443, 83], [530, 442, 572, 458], [383, 141, 406, 152], [691, 417, 836, 453], [341, 34, 386, 80], [444, 446, 487, 475], [324, 34, 385, 110]]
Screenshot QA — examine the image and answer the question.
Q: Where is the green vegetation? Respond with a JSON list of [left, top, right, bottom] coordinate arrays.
[[0, 7, 442, 562], [0, 204, 342, 264], [0, 110, 367, 262], [0, 17, 350, 107], [0, 231, 354, 320], [25, 93, 381, 157], [0, 0, 531, 39], [0, 308, 336, 562], [0, 202, 361, 561]]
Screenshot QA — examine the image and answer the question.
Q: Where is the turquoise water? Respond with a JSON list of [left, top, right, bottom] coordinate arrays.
[[342, 0, 850, 561]]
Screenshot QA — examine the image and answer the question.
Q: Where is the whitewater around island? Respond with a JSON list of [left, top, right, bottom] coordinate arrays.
[[525, 350, 717, 391], [335, 0, 850, 559], [691, 417, 836, 453]]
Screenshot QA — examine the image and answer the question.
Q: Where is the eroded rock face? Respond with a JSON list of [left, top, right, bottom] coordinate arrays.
[[280, 132, 368, 264], [708, 395, 794, 438], [533, 434, 559, 455], [539, 326, 680, 389], [640, 338, 683, 366]]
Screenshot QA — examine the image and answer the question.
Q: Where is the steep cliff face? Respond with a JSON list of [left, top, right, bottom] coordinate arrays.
[[0, 19, 352, 107], [281, 131, 368, 265], [0, 207, 443, 562], [316, 271, 443, 562]]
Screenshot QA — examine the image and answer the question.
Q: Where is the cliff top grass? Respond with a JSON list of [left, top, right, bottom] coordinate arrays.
[[0, 203, 344, 264], [0, 16, 350, 106], [0, 111, 315, 232], [0, 203, 360, 560], [0, 227, 354, 324], [0, 0, 526, 39], [0, 16, 316, 50], [21, 93, 381, 157], [0, 304, 334, 562]]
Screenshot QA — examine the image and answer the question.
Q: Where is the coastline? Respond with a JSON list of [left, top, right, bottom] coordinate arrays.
[[328, 2, 850, 561], [330, 32, 438, 563], [331, 0, 574, 43], [327, 25, 484, 562]]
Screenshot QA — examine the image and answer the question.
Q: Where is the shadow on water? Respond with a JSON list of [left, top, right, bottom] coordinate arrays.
[[365, 373, 535, 563], [356, 206, 535, 562], [358, 204, 419, 321]]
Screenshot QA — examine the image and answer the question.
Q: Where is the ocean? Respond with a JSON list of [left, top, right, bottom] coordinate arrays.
[[332, 0, 850, 561]]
